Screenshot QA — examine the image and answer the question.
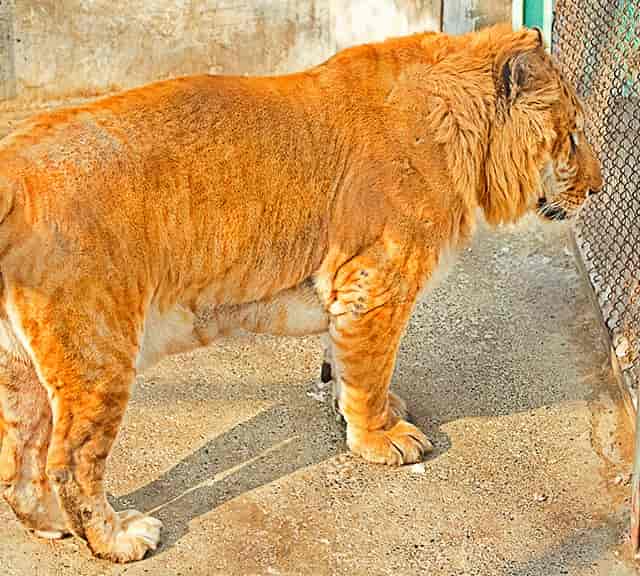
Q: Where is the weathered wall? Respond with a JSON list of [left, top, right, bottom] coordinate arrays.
[[1, 0, 333, 107], [0, 1, 512, 108], [332, 0, 441, 51], [0, 0, 16, 101], [443, 0, 512, 34]]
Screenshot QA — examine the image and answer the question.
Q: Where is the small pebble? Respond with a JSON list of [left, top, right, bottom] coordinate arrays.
[[306, 390, 327, 402], [534, 493, 548, 503]]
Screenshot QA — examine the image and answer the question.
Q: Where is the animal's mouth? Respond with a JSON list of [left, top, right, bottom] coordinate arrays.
[[537, 197, 568, 221]]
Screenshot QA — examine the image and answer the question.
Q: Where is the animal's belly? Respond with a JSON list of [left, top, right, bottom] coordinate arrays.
[[135, 279, 329, 372], [135, 305, 202, 372]]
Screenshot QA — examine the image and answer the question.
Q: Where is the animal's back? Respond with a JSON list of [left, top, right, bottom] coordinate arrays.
[[0, 73, 345, 303]]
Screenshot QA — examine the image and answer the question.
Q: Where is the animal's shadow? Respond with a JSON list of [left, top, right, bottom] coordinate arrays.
[[110, 371, 452, 554]]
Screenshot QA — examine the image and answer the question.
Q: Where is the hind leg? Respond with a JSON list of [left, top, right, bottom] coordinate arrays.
[[8, 292, 162, 563], [0, 351, 67, 537], [45, 351, 160, 562], [320, 334, 334, 385], [318, 334, 345, 422]]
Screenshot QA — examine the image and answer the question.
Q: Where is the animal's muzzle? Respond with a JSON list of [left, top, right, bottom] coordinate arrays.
[[537, 197, 567, 221]]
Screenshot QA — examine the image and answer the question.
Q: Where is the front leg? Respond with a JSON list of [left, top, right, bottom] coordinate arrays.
[[320, 333, 411, 425], [326, 247, 433, 465]]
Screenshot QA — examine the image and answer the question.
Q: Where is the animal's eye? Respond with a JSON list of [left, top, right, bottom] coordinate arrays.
[[569, 132, 578, 155]]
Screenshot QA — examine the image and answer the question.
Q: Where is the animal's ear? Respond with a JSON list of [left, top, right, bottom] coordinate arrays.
[[497, 27, 545, 102], [498, 49, 542, 102], [531, 26, 544, 48]]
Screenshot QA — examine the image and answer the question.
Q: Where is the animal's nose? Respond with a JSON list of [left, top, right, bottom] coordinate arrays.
[[587, 188, 599, 197]]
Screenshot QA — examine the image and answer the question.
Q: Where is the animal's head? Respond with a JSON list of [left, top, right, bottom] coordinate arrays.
[[481, 27, 603, 224]]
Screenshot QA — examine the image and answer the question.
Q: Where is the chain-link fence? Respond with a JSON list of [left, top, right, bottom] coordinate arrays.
[[552, 0, 640, 391]]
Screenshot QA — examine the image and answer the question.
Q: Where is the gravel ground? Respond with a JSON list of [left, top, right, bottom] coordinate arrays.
[[0, 109, 637, 575]]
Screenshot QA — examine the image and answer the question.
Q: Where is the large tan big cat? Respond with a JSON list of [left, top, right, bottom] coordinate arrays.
[[0, 24, 602, 562]]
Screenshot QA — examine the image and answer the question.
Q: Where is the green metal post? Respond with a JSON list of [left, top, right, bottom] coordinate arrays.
[[515, 0, 553, 50]]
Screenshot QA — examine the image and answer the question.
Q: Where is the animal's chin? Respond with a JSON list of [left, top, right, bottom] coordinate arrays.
[[537, 197, 569, 221]]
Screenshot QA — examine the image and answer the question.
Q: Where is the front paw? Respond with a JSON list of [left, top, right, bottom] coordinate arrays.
[[347, 419, 432, 465]]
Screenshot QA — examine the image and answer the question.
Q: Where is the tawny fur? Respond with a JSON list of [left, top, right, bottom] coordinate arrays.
[[0, 24, 601, 562]]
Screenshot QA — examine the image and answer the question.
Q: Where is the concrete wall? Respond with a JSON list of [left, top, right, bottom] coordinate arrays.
[[0, 1, 512, 108], [0, 0, 333, 107], [443, 0, 512, 35], [0, 1, 17, 101], [332, 0, 441, 51]]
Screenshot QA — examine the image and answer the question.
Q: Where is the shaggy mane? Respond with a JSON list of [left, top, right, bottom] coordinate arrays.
[[417, 24, 561, 225]]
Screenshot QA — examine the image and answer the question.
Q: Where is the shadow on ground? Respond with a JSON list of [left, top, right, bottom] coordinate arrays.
[[112, 385, 455, 555], [112, 403, 343, 551]]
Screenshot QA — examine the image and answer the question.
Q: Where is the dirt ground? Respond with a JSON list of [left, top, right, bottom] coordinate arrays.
[[0, 109, 637, 575]]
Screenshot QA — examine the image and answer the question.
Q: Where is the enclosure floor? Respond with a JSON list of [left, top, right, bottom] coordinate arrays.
[[0, 110, 637, 576]]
